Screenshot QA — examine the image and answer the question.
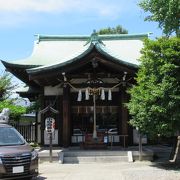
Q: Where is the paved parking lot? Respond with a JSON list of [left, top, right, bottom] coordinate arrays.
[[33, 161, 180, 180]]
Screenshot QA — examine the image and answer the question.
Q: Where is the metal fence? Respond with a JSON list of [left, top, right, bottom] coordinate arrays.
[[11, 123, 36, 143]]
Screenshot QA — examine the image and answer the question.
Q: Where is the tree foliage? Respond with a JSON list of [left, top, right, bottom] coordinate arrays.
[[139, 0, 180, 37], [26, 100, 40, 113], [0, 72, 16, 100], [97, 25, 128, 35], [0, 71, 26, 121], [127, 37, 180, 137], [0, 100, 26, 121]]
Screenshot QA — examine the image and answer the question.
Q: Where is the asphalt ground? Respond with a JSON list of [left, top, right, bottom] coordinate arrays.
[[32, 161, 180, 180]]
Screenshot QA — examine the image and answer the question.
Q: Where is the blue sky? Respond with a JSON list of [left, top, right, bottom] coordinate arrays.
[[0, 0, 163, 72]]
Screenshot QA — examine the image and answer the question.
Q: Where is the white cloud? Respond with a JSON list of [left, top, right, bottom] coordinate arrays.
[[0, 0, 63, 12], [0, 0, 138, 27], [0, 0, 127, 15]]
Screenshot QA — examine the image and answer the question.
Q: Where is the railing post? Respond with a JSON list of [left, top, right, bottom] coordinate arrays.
[[123, 136, 125, 148], [110, 135, 112, 149]]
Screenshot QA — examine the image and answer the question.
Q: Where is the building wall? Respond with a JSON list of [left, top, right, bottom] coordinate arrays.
[[41, 78, 132, 147], [44, 85, 63, 96]]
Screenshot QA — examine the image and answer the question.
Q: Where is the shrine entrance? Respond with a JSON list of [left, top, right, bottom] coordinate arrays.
[[72, 106, 118, 134], [71, 105, 120, 147], [2, 32, 147, 147]]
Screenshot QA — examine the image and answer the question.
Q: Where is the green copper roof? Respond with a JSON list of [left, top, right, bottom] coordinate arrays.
[[96, 43, 138, 68], [27, 42, 95, 74], [36, 32, 149, 42], [27, 40, 140, 75], [2, 32, 150, 75]]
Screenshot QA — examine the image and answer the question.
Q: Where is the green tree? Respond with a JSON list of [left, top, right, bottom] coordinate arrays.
[[0, 72, 26, 121], [0, 72, 16, 100], [139, 0, 180, 37], [97, 25, 128, 35], [127, 37, 180, 137], [0, 100, 26, 121]]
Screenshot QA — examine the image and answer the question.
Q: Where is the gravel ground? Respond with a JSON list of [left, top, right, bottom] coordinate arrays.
[[33, 161, 180, 180]]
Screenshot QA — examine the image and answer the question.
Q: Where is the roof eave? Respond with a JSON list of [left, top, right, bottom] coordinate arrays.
[[1, 60, 39, 69], [27, 41, 139, 78], [95, 43, 139, 69], [26, 43, 95, 76]]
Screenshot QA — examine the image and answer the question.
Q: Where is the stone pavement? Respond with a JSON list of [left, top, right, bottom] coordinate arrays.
[[37, 145, 172, 163], [33, 145, 180, 180], [34, 161, 180, 180]]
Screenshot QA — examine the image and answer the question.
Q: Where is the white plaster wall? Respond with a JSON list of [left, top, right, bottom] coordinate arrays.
[[44, 85, 63, 95]]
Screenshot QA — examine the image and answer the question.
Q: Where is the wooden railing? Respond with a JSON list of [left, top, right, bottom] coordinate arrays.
[[109, 135, 128, 148], [11, 123, 36, 143], [71, 134, 128, 148]]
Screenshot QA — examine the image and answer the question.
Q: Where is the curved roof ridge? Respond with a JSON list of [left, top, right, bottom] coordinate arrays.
[[36, 34, 90, 42], [99, 32, 150, 39], [35, 32, 150, 42]]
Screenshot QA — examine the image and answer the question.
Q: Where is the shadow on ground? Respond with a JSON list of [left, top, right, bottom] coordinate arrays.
[[32, 174, 47, 180], [144, 145, 180, 171], [150, 161, 180, 172]]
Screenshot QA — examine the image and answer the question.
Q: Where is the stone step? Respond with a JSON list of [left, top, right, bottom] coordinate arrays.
[[37, 148, 154, 163], [63, 150, 129, 163], [63, 155, 128, 164], [64, 150, 127, 157]]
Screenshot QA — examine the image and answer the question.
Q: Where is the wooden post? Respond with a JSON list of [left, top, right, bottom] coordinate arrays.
[[139, 133, 142, 161], [93, 94, 97, 139], [120, 87, 128, 147], [35, 111, 38, 143], [49, 133, 53, 162], [169, 136, 180, 163], [40, 95, 45, 145], [62, 85, 71, 147]]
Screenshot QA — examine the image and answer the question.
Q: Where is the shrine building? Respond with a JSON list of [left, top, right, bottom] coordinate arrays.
[[1, 31, 149, 147]]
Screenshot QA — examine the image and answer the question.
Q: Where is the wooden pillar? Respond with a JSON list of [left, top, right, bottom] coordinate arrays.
[[120, 87, 129, 147], [62, 85, 71, 147], [40, 95, 44, 145], [57, 96, 63, 146], [35, 111, 38, 143]]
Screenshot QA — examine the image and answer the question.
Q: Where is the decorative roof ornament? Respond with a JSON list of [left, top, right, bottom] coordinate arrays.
[[62, 72, 67, 82], [84, 30, 105, 46]]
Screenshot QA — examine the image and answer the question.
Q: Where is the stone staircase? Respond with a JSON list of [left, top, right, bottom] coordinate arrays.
[[63, 150, 129, 164], [38, 147, 154, 163]]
